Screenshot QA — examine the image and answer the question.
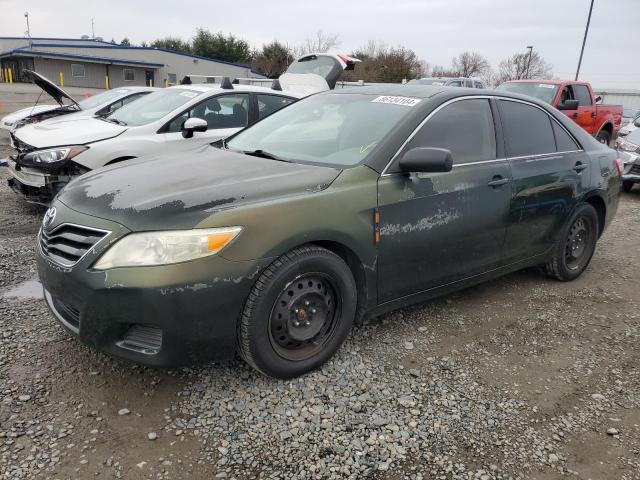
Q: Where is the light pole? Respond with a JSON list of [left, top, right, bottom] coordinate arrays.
[[525, 45, 533, 78], [24, 12, 32, 48], [575, 0, 595, 80]]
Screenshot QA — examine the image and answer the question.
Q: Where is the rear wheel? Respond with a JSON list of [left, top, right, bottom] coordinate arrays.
[[596, 130, 611, 146], [545, 203, 599, 281], [623, 180, 634, 193], [238, 245, 356, 378]]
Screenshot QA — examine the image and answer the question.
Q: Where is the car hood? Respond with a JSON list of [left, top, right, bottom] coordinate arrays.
[[23, 69, 80, 108], [1, 104, 59, 126], [58, 147, 342, 231], [14, 117, 127, 148]]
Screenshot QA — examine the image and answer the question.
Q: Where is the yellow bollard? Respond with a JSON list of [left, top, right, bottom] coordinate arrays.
[[164, 79, 168, 88], [8, 68, 13, 84], [59, 71, 64, 87], [105, 75, 109, 89], [148, 79, 152, 87]]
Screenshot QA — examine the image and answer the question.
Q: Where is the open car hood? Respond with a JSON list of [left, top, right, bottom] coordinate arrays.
[[23, 69, 80, 108]]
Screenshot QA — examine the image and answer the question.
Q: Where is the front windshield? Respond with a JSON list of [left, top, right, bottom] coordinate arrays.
[[78, 89, 131, 109], [227, 93, 419, 167], [497, 82, 559, 104], [108, 88, 202, 126]]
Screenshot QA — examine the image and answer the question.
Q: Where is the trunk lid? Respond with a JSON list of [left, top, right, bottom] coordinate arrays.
[[279, 53, 360, 94]]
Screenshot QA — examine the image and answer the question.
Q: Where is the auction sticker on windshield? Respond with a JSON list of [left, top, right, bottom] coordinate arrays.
[[372, 96, 421, 107]]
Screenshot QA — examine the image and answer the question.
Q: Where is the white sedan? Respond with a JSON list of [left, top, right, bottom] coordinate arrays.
[[1, 70, 155, 131], [8, 53, 359, 204]]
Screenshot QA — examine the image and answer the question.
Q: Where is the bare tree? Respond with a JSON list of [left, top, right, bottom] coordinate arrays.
[[430, 64, 459, 78], [292, 30, 341, 57], [496, 51, 553, 84], [451, 51, 490, 78], [341, 42, 424, 83]]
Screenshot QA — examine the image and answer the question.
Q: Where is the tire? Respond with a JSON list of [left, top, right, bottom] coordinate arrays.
[[545, 203, 599, 281], [623, 180, 634, 193], [596, 130, 611, 146], [238, 245, 357, 378]]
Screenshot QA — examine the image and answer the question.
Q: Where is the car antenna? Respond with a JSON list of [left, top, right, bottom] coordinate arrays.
[[271, 79, 282, 91], [220, 77, 234, 90]]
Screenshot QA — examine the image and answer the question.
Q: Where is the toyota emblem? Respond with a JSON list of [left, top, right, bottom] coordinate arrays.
[[43, 207, 57, 229]]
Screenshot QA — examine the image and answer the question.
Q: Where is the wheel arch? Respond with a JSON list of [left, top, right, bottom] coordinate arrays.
[[596, 121, 613, 139], [582, 192, 607, 237]]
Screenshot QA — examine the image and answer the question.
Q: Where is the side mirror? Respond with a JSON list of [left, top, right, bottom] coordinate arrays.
[[182, 117, 208, 138], [557, 100, 579, 111], [634, 117, 640, 128], [398, 147, 453, 173], [595, 95, 602, 103]]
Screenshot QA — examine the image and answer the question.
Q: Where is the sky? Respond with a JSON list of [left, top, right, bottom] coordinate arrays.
[[0, 0, 636, 89]]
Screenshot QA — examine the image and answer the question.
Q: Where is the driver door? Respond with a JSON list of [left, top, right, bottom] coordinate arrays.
[[159, 93, 250, 153]]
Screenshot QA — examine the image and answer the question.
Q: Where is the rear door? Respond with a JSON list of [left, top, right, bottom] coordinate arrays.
[[498, 98, 585, 263], [377, 97, 512, 302]]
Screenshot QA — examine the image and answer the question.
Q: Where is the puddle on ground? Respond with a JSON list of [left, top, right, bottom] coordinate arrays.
[[1, 279, 44, 300]]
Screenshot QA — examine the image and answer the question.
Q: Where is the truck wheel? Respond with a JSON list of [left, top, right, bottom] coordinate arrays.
[[596, 130, 610, 146], [623, 181, 634, 192], [545, 203, 598, 281], [238, 245, 357, 378]]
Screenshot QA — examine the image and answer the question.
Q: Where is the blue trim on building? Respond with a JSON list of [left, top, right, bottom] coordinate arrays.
[[0, 49, 164, 68], [0, 36, 112, 44]]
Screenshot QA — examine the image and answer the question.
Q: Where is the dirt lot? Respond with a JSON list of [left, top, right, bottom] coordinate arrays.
[[0, 136, 639, 479]]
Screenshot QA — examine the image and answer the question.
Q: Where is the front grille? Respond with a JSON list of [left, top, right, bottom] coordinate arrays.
[[118, 325, 163, 355], [630, 164, 640, 175], [40, 224, 110, 267]]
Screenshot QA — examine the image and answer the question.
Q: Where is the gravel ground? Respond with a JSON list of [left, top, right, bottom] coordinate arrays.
[[0, 139, 639, 479]]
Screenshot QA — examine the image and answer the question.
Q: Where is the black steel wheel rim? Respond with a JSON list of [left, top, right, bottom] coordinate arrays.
[[564, 215, 592, 270], [268, 273, 341, 361]]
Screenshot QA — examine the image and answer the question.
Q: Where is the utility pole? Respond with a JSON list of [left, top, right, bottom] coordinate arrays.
[[575, 0, 595, 81], [24, 12, 32, 48], [91, 18, 95, 39], [525, 45, 533, 78]]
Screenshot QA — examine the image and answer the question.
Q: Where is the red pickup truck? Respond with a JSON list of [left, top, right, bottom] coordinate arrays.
[[497, 80, 622, 145]]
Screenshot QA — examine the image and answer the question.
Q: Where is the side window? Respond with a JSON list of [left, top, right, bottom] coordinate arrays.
[[474, 81, 484, 89], [552, 121, 579, 151], [448, 80, 462, 87], [256, 95, 296, 121], [465, 80, 473, 88], [165, 94, 250, 133], [499, 100, 556, 157], [573, 85, 592, 106], [406, 99, 496, 164]]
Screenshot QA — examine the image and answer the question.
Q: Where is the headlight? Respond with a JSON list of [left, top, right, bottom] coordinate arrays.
[[93, 227, 242, 270], [23, 145, 88, 164], [617, 138, 640, 153]]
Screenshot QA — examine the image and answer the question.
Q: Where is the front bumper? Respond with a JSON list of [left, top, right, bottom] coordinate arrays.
[[619, 151, 640, 183], [8, 159, 75, 205], [37, 204, 271, 366]]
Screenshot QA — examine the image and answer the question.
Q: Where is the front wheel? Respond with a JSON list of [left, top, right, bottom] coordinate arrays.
[[545, 203, 599, 281], [238, 245, 357, 378], [596, 130, 611, 146]]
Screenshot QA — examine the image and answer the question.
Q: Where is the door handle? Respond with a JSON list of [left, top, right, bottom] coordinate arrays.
[[591, 111, 596, 118], [574, 162, 588, 172], [487, 176, 510, 187]]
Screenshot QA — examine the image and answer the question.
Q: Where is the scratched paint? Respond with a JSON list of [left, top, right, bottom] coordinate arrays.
[[379, 209, 460, 236]]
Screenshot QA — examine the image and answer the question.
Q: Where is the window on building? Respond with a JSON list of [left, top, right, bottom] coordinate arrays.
[[71, 64, 85, 78], [167, 73, 177, 85], [123, 69, 135, 81], [406, 99, 496, 164]]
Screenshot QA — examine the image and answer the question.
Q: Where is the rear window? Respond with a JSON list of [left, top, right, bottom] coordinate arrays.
[[499, 100, 556, 157]]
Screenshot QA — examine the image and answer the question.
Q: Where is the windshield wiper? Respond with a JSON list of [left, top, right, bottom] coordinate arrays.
[[242, 149, 290, 162], [99, 116, 127, 126]]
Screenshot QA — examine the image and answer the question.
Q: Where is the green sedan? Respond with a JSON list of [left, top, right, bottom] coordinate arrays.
[[37, 85, 621, 378]]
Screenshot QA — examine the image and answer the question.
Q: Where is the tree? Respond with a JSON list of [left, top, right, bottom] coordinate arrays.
[[451, 51, 490, 78], [120, 37, 131, 46], [341, 42, 424, 83], [192, 28, 252, 63], [151, 36, 191, 53], [251, 41, 293, 78], [292, 30, 340, 57], [496, 50, 553, 84]]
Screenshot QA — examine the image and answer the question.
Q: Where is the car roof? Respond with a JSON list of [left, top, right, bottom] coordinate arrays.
[[169, 83, 302, 97]]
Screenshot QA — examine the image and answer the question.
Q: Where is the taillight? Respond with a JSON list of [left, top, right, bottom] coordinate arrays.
[[614, 158, 623, 177]]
